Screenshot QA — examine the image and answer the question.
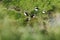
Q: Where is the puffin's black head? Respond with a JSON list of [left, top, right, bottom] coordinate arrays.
[[35, 7, 39, 9], [30, 14, 35, 18]]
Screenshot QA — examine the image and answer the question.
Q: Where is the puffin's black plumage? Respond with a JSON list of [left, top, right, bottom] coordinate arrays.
[[24, 12, 29, 16], [30, 14, 35, 18]]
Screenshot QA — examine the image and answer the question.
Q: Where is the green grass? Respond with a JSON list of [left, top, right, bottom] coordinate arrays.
[[0, 0, 60, 40]]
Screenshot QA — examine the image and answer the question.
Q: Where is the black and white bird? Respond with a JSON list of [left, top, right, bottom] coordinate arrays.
[[24, 11, 29, 16], [30, 7, 39, 17], [30, 14, 36, 18], [42, 10, 46, 14], [34, 7, 39, 11]]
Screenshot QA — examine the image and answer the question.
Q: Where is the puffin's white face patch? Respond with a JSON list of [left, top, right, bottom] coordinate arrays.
[[42, 11, 46, 13], [33, 15, 35, 18], [24, 12, 27, 16], [35, 9, 38, 11]]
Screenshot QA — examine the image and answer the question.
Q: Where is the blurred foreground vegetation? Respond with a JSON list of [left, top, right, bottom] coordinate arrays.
[[0, 0, 60, 40]]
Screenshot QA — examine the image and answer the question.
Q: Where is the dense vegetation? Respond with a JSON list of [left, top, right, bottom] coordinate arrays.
[[0, 0, 60, 40]]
